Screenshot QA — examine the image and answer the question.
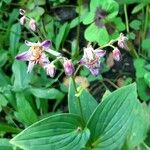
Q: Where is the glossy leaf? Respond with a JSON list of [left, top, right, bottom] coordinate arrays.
[[0, 138, 14, 150], [87, 83, 138, 150], [68, 78, 98, 123], [10, 114, 90, 150]]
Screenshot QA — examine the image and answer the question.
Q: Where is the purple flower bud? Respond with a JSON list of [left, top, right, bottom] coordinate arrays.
[[44, 63, 56, 78], [118, 33, 128, 49], [19, 9, 26, 15], [112, 48, 121, 61], [63, 60, 74, 76], [29, 19, 36, 31], [19, 16, 26, 25]]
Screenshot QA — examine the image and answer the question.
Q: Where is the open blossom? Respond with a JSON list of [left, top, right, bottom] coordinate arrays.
[[63, 59, 74, 76], [80, 45, 106, 76], [112, 48, 121, 61], [16, 40, 51, 73]]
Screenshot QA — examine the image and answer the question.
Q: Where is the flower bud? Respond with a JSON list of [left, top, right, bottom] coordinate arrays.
[[19, 16, 26, 25], [112, 48, 121, 61], [44, 63, 56, 78], [118, 33, 128, 49], [29, 19, 36, 31], [19, 9, 26, 15], [63, 60, 74, 76]]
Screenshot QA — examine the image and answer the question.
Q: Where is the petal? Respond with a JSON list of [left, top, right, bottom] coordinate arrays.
[[25, 40, 36, 46], [15, 50, 32, 61], [94, 49, 106, 57], [45, 49, 61, 57], [90, 68, 100, 76], [79, 58, 86, 65], [40, 53, 50, 64], [27, 61, 35, 73], [41, 40, 51, 49]]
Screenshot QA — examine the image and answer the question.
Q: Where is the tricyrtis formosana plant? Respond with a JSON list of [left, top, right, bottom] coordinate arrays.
[[8, 5, 150, 150]]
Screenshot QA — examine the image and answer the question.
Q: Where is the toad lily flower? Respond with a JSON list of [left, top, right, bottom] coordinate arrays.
[[16, 40, 53, 73], [80, 45, 106, 76]]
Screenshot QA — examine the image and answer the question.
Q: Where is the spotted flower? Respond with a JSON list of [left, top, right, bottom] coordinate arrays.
[[80, 45, 106, 76], [16, 40, 52, 73], [63, 59, 74, 76]]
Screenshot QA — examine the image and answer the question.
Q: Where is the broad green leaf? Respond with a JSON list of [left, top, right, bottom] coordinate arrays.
[[84, 23, 109, 46], [0, 138, 14, 150], [12, 60, 31, 91], [29, 87, 64, 101], [9, 23, 21, 56], [68, 78, 98, 123], [14, 92, 38, 126], [55, 23, 70, 50], [87, 83, 138, 150], [125, 103, 149, 149], [10, 114, 90, 150]]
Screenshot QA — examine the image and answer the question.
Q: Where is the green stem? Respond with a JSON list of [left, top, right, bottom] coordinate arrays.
[[71, 76, 85, 124], [143, 5, 149, 40], [124, 4, 129, 33]]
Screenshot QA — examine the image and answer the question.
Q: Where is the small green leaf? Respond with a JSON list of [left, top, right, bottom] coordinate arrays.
[[10, 114, 90, 150], [55, 23, 70, 50], [144, 73, 150, 87], [14, 92, 38, 126], [68, 78, 98, 123], [0, 94, 8, 112], [132, 3, 145, 14], [12, 60, 31, 91], [134, 58, 148, 78], [87, 83, 138, 150], [137, 78, 150, 101], [129, 20, 141, 30], [29, 87, 64, 101], [142, 38, 150, 51], [9, 23, 21, 56]]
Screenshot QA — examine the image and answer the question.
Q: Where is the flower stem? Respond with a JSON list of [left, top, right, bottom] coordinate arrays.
[[124, 4, 129, 33], [71, 76, 85, 124], [143, 5, 149, 40]]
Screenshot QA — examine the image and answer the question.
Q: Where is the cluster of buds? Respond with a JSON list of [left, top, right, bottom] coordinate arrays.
[[110, 33, 128, 62], [19, 9, 37, 31]]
